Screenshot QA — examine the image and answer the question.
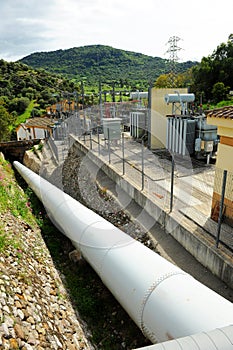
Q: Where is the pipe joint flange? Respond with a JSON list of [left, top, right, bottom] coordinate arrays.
[[139, 270, 187, 341]]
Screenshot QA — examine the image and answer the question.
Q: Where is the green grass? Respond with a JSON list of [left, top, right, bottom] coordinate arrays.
[[0, 228, 20, 253], [0, 156, 38, 258], [14, 100, 35, 126], [0, 156, 36, 225], [9, 100, 40, 131], [0, 229, 8, 252], [203, 99, 233, 110]]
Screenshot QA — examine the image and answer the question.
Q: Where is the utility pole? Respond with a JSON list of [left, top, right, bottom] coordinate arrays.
[[99, 79, 103, 121], [112, 81, 116, 102], [81, 81, 85, 109]]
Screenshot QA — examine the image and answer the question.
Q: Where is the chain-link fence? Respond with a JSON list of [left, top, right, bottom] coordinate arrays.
[[47, 107, 233, 252], [211, 167, 233, 248]]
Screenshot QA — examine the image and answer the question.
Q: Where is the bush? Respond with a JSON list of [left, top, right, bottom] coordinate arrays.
[[8, 97, 30, 114], [0, 105, 14, 141], [31, 108, 42, 117]]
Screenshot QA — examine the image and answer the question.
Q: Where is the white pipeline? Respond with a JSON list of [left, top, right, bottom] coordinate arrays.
[[136, 325, 233, 350], [14, 161, 233, 346]]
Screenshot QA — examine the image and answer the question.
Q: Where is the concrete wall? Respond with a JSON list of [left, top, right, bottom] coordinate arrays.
[[150, 88, 188, 149], [17, 126, 47, 141], [17, 126, 28, 140], [34, 127, 47, 139], [215, 143, 233, 172], [207, 116, 233, 223], [71, 138, 233, 289]]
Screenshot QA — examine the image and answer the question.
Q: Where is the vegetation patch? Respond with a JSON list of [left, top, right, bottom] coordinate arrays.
[[0, 228, 8, 252], [12, 100, 36, 128], [0, 157, 33, 258], [0, 157, 34, 225], [0, 59, 78, 141]]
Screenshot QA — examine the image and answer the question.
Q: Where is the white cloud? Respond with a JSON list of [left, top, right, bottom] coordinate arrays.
[[0, 0, 56, 60], [0, 0, 232, 62]]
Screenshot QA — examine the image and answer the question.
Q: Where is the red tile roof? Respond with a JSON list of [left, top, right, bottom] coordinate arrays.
[[207, 106, 233, 119]]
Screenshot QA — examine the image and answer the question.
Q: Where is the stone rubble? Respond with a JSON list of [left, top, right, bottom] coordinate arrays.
[[0, 212, 92, 350], [61, 147, 154, 247]]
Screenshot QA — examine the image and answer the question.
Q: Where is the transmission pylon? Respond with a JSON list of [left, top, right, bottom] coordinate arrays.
[[166, 36, 182, 88]]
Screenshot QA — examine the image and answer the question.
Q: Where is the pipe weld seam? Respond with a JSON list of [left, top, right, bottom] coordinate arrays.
[[139, 270, 187, 342], [217, 326, 233, 345]]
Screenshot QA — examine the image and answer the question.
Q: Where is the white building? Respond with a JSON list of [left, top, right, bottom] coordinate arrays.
[[16, 117, 56, 141]]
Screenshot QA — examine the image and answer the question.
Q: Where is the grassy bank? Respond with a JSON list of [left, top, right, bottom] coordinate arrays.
[[0, 155, 36, 253], [0, 157, 32, 221], [14, 100, 36, 127]]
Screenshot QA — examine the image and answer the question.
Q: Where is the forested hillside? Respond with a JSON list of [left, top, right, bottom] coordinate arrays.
[[19, 45, 196, 88], [0, 59, 78, 141], [0, 60, 77, 109]]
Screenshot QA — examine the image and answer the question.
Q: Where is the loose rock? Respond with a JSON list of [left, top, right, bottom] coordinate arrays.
[[0, 212, 92, 349]]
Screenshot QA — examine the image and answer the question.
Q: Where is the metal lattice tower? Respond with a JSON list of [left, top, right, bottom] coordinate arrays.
[[166, 36, 182, 88]]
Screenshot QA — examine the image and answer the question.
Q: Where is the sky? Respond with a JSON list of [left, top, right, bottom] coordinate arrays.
[[0, 0, 232, 63]]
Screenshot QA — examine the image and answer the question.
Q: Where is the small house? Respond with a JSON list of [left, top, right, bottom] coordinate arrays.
[[16, 117, 56, 141]]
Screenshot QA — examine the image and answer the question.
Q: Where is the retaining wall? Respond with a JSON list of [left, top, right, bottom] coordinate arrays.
[[71, 138, 233, 289]]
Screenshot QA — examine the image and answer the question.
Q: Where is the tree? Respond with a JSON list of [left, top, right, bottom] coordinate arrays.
[[154, 70, 193, 88], [191, 35, 233, 103], [0, 105, 14, 141], [31, 108, 42, 117], [8, 97, 30, 114], [212, 82, 230, 103], [154, 74, 169, 88]]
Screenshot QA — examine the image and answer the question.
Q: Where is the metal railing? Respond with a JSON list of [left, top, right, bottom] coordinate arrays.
[[79, 131, 233, 252], [46, 110, 233, 252]]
